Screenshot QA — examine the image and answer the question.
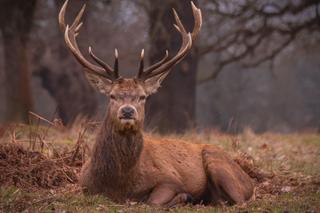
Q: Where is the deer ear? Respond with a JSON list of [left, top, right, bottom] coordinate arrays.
[[85, 73, 113, 95], [143, 72, 169, 95]]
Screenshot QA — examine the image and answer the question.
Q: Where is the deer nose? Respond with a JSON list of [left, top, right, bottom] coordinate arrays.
[[120, 106, 135, 119]]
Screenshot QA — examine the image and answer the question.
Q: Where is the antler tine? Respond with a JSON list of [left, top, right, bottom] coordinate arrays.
[[59, 0, 119, 81], [59, 0, 85, 36], [138, 49, 145, 78], [137, 1, 201, 81], [114, 49, 119, 79], [145, 34, 192, 79], [63, 25, 103, 76], [139, 50, 169, 78], [71, 4, 86, 30], [137, 50, 170, 79], [88, 47, 116, 78], [172, 8, 187, 34], [58, 0, 68, 32], [191, 1, 202, 40]]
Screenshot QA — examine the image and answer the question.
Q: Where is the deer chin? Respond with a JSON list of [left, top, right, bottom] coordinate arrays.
[[119, 118, 135, 126], [117, 118, 139, 133]]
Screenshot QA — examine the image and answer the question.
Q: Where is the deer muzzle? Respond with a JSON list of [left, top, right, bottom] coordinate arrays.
[[118, 105, 138, 125]]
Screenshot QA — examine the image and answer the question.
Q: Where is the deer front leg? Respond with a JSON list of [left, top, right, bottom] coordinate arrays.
[[164, 193, 193, 208], [147, 184, 192, 207]]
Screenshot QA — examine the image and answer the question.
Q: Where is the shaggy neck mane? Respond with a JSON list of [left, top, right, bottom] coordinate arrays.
[[89, 107, 143, 199]]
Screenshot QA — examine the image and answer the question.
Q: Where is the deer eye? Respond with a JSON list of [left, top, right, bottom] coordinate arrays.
[[110, 95, 116, 100], [139, 95, 146, 101]]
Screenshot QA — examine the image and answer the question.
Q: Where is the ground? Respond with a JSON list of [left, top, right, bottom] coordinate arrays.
[[0, 122, 319, 212]]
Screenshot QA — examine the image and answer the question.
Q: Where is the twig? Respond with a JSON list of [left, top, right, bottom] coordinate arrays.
[[28, 111, 55, 126], [9, 125, 17, 143], [71, 125, 88, 163]]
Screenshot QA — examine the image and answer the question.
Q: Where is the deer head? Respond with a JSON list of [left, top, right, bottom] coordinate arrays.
[[59, 0, 202, 133]]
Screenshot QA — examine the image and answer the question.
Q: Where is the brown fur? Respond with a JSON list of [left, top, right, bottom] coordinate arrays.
[[59, 1, 254, 206], [79, 79, 254, 207]]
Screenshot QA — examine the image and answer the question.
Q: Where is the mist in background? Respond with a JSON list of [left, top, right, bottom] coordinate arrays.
[[0, 0, 319, 133]]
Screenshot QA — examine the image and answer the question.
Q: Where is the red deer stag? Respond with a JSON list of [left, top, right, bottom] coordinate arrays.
[[59, 0, 254, 207]]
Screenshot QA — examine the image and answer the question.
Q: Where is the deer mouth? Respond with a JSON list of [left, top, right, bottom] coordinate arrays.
[[119, 117, 136, 125]]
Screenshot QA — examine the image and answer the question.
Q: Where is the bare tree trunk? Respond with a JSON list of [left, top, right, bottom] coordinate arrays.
[[146, 0, 198, 133], [0, 1, 37, 122]]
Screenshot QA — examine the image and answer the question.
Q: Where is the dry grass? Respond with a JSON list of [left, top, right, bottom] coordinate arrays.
[[0, 121, 319, 212]]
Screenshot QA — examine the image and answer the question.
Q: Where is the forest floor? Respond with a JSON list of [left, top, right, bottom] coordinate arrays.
[[0, 122, 319, 213]]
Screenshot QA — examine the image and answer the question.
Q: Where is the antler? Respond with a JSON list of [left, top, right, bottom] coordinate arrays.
[[59, 0, 120, 81], [137, 1, 202, 81]]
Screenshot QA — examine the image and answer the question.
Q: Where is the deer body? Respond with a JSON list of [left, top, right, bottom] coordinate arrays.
[[80, 127, 209, 202], [59, 0, 254, 207], [78, 80, 254, 207]]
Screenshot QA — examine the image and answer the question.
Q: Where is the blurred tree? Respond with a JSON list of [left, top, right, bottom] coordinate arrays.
[[198, 0, 320, 82], [144, 0, 199, 133], [140, 0, 320, 133], [34, 0, 98, 124], [0, 0, 37, 122], [195, 0, 320, 133]]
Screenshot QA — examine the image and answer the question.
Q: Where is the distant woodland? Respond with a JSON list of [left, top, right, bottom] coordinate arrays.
[[0, 0, 319, 133]]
